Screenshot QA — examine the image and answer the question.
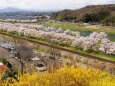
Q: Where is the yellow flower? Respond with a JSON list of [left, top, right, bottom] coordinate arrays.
[[0, 66, 114, 86]]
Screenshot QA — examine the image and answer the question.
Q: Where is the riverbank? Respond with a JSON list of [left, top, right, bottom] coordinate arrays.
[[45, 22, 115, 41], [45, 22, 115, 33], [0, 30, 115, 62]]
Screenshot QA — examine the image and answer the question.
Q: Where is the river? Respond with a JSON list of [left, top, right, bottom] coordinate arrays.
[[79, 31, 115, 41]]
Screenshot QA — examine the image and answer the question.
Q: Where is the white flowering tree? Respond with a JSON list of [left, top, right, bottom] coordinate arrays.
[[0, 22, 115, 55]]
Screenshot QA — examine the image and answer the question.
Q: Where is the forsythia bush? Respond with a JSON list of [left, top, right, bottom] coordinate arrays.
[[90, 76, 115, 86], [0, 66, 114, 86]]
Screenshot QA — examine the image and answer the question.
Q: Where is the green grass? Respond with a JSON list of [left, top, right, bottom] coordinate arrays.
[[0, 30, 115, 61], [45, 22, 115, 34], [45, 22, 115, 42], [15, 22, 37, 24], [90, 52, 115, 61], [69, 47, 115, 61]]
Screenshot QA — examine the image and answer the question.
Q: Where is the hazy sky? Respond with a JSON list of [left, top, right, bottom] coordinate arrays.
[[0, 0, 114, 11]]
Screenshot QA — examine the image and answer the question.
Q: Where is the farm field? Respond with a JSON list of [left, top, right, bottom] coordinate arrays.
[[45, 22, 115, 41], [45, 22, 115, 33]]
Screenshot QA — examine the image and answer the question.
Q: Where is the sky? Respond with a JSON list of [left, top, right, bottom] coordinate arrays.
[[0, 0, 114, 11]]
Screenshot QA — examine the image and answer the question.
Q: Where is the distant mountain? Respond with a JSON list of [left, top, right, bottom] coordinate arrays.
[[0, 7, 53, 20], [51, 4, 115, 26], [0, 7, 23, 13]]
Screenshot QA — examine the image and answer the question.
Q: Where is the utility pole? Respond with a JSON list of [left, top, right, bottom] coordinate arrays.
[[50, 47, 54, 57], [49, 37, 55, 60], [19, 58, 24, 75]]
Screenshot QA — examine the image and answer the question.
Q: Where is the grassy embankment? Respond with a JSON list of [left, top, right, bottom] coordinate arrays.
[[45, 22, 115, 61], [45, 22, 115, 34], [45, 22, 115, 41], [0, 29, 115, 61]]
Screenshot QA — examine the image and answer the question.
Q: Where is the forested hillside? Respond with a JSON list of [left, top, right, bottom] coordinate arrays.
[[51, 4, 115, 26]]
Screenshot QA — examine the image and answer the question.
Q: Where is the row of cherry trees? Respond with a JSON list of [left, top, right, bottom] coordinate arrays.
[[0, 22, 115, 55]]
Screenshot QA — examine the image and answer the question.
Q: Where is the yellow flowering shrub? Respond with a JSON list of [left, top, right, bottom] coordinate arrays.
[[90, 76, 115, 86], [0, 66, 114, 86]]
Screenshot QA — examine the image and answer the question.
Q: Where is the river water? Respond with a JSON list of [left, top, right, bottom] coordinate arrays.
[[79, 31, 115, 42]]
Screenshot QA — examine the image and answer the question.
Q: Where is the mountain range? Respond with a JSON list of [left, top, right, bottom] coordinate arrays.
[[0, 7, 60, 13], [0, 7, 23, 13]]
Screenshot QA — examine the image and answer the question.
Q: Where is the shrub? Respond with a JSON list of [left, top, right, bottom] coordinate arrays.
[[0, 66, 113, 86], [90, 76, 115, 86]]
